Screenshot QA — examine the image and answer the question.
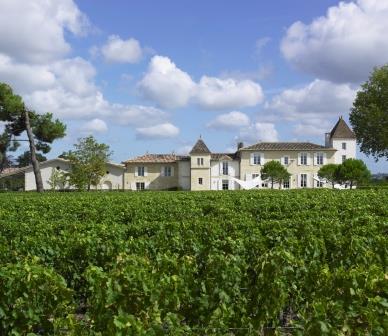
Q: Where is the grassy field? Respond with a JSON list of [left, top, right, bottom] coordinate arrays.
[[0, 189, 387, 335]]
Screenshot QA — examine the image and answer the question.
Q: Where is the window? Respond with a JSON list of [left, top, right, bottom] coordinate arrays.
[[316, 153, 324, 165], [197, 158, 204, 166], [300, 153, 308, 165], [253, 153, 261, 165], [300, 174, 307, 188], [252, 173, 260, 179], [316, 180, 324, 188], [198, 178, 203, 185], [56, 166, 61, 170], [163, 166, 172, 177], [342, 155, 347, 163], [222, 162, 229, 175], [342, 142, 346, 150], [283, 156, 289, 165], [222, 180, 229, 190], [106, 171, 110, 174], [137, 166, 145, 176], [283, 180, 290, 189], [261, 182, 268, 188], [136, 182, 145, 190]]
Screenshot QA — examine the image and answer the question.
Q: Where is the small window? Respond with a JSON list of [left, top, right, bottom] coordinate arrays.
[[283, 156, 289, 165], [300, 174, 307, 188], [198, 178, 203, 185], [316, 180, 324, 188], [316, 153, 324, 165], [342, 142, 346, 150], [136, 182, 145, 190], [253, 153, 261, 165], [106, 171, 110, 174], [56, 166, 61, 170], [261, 182, 268, 188], [137, 166, 145, 176], [222, 180, 229, 190], [197, 158, 204, 166], [252, 173, 260, 179], [163, 166, 172, 177], [342, 155, 347, 163], [300, 153, 308, 165], [283, 180, 290, 189], [222, 162, 228, 175]]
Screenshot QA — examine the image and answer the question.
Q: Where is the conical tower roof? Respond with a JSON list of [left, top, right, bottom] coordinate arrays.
[[330, 117, 356, 139], [189, 138, 211, 154]]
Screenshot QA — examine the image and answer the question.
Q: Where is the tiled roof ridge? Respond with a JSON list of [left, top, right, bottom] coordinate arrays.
[[189, 138, 211, 154], [241, 141, 334, 151]]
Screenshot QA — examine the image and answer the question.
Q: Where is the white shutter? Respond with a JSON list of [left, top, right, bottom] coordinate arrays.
[[144, 167, 148, 177], [135, 166, 138, 177], [306, 173, 310, 188], [229, 164, 235, 177], [171, 166, 174, 177], [219, 162, 223, 175], [218, 179, 222, 190], [297, 153, 301, 166], [306, 153, 311, 166], [145, 181, 150, 189], [160, 166, 164, 176], [323, 153, 327, 165], [261, 152, 265, 165], [313, 153, 317, 166], [250, 153, 254, 165]]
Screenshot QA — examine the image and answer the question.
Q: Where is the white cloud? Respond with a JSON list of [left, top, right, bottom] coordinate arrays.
[[281, 0, 388, 83], [138, 55, 264, 110], [196, 76, 264, 110], [101, 35, 142, 63], [138, 56, 195, 109], [113, 105, 169, 127], [136, 123, 180, 140], [265, 79, 356, 121], [80, 118, 108, 133], [175, 145, 192, 155], [207, 111, 250, 130], [237, 122, 279, 144], [0, 0, 89, 64]]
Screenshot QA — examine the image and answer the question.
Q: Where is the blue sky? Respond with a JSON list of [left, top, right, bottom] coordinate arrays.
[[0, 0, 387, 172]]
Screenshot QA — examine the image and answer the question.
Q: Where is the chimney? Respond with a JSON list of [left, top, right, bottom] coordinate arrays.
[[237, 142, 244, 150], [325, 133, 331, 148]]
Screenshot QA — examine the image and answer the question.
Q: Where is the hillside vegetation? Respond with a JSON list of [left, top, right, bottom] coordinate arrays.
[[0, 190, 387, 335]]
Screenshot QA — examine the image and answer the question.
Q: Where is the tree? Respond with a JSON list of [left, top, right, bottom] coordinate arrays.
[[16, 151, 46, 168], [63, 136, 112, 191], [318, 164, 339, 188], [48, 168, 68, 191], [261, 160, 291, 189], [0, 83, 66, 191], [350, 65, 388, 161], [335, 159, 371, 189]]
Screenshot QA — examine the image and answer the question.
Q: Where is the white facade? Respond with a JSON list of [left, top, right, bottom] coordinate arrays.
[[24, 158, 125, 191], [331, 139, 356, 164], [210, 159, 240, 190]]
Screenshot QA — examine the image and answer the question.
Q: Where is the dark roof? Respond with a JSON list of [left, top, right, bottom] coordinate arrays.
[[211, 153, 239, 160], [123, 154, 189, 163], [330, 117, 356, 139], [241, 142, 333, 151], [189, 138, 211, 154]]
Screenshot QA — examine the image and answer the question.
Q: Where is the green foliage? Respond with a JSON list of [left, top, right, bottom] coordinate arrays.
[[261, 160, 291, 189], [318, 163, 339, 187], [16, 151, 47, 167], [350, 64, 388, 160], [336, 159, 371, 189], [62, 136, 112, 191], [0, 190, 387, 334], [48, 167, 68, 190]]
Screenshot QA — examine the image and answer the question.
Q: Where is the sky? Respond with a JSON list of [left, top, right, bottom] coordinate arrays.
[[0, 0, 387, 173]]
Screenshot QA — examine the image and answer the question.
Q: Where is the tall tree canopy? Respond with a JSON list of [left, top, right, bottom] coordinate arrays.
[[318, 164, 339, 188], [16, 151, 47, 168], [0, 83, 66, 191], [62, 136, 112, 191], [336, 159, 371, 189], [350, 65, 388, 161]]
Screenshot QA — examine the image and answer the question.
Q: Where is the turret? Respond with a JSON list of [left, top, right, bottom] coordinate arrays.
[[327, 117, 356, 164]]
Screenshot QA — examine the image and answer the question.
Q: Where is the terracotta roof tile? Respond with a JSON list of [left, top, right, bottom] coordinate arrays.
[[189, 139, 211, 154], [330, 117, 356, 139], [211, 153, 239, 160], [241, 142, 332, 151], [123, 154, 189, 163]]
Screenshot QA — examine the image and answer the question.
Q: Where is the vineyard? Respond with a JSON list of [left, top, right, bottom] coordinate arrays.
[[0, 190, 387, 335]]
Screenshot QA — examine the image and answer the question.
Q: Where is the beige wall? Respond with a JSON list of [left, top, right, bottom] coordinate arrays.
[[124, 162, 179, 190], [239, 150, 336, 189], [190, 168, 211, 191]]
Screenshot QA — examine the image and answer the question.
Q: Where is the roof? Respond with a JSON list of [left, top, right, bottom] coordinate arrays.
[[330, 117, 356, 139], [241, 142, 334, 151], [211, 153, 239, 161], [189, 138, 211, 154], [123, 154, 189, 164]]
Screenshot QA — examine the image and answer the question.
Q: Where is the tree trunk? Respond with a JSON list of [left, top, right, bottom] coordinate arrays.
[[271, 178, 274, 189], [350, 181, 353, 189], [24, 109, 43, 192]]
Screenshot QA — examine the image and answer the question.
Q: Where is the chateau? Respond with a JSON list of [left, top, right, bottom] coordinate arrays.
[[0, 118, 356, 191]]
